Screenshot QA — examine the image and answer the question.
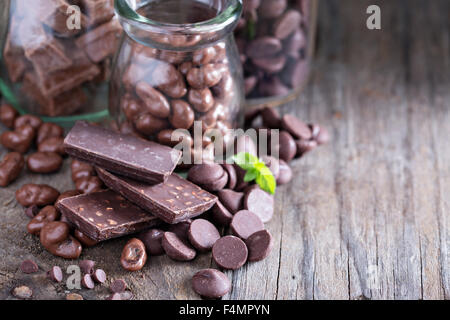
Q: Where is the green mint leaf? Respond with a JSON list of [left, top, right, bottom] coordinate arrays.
[[244, 169, 258, 182], [232, 152, 259, 171], [256, 171, 277, 195]]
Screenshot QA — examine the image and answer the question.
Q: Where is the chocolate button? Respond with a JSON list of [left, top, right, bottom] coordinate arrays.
[[212, 236, 248, 270], [261, 106, 282, 129], [230, 210, 265, 239], [138, 229, 165, 256], [211, 201, 234, 227], [277, 131, 297, 162], [188, 219, 221, 252], [192, 269, 231, 298], [168, 220, 192, 241], [276, 160, 293, 185], [188, 163, 225, 186], [162, 232, 197, 262], [222, 164, 237, 190], [244, 188, 274, 223], [281, 114, 312, 140], [218, 189, 244, 214], [245, 230, 273, 262]]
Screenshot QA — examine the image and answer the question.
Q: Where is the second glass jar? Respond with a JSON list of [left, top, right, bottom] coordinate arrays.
[[110, 0, 244, 164]]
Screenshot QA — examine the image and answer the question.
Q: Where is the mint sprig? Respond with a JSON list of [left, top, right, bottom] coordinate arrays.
[[232, 152, 276, 195]]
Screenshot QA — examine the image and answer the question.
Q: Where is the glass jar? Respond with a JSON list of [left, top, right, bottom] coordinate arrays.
[[235, 0, 318, 106], [110, 0, 244, 164], [0, 0, 122, 125]]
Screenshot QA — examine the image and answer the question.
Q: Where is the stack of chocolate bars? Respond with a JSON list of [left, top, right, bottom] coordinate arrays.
[[3, 0, 121, 116], [57, 121, 217, 241]]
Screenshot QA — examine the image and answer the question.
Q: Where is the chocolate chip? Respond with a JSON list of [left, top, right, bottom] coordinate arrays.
[[230, 210, 265, 239], [81, 274, 95, 289], [281, 114, 312, 140], [188, 219, 221, 252], [20, 259, 38, 274], [167, 220, 192, 241], [211, 201, 234, 227], [217, 189, 244, 214], [212, 236, 248, 270], [16, 184, 60, 207], [244, 188, 274, 223], [27, 152, 63, 174], [107, 293, 122, 300], [245, 230, 273, 262], [110, 279, 127, 293], [138, 229, 165, 256], [121, 238, 147, 271], [187, 163, 225, 186], [162, 232, 197, 261], [79, 260, 96, 275], [296, 139, 317, 157], [222, 164, 237, 190], [261, 106, 282, 129], [12, 286, 33, 299], [276, 160, 293, 185], [276, 131, 297, 162], [192, 269, 231, 298], [0, 152, 24, 187], [47, 266, 63, 283], [93, 269, 106, 283]]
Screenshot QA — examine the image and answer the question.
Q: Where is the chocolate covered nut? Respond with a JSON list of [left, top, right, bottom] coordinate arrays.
[[79, 260, 96, 275], [281, 114, 312, 140], [252, 54, 286, 74], [188, 219, 220, 252], [38, 137, 66, 155], [27, 152, 63, 174], [40, 221, 82, 259], [66, 293, 83, 300], [56, 190, 82, 204], [36, 123, 64, 145], [192, 269, 231, 299], [169, 100, 195, 129], [310, 124, 330, 145], [230, 210, 265, 239], [47, 266, 63, 283], [187, 64, 224, 89], [82, 274, 95, 289], [192, 46, 217, 65], [212, 235, 248, 270], [0, 104, 18, 129], [222, 164, 237, 190], [71, 159, 96, 182], [14, 115, 42, 131], [135, 113, 169, 135], [75, 176, 104, 194], [135, 82, 171, 118], [157, 129, 193, 148], [277, 160, 293, 185], [0, 152, 24, 187], [246, 37, 282, 59], [138, 229, 165, 256], [273, 9, 302, 39], [110, 279, 127, 293], [1, 124, 35, 154], [121, 238, 147, 271], [93, 269, 107, 283], [261, 106, 282, 128], [188, 163, 225, 186], [218, 189, 244, 214], [20, 259, 39, 274], [168, 220, 192, 242], [188, 88, 215, 112], [162, 232, 197, 261], [74, 229, 99, 247], [245, 229, 273, 262], [12, 286, 33, 299], [258, 0, 287, 19], [296, 139, 317, 157], [27, 205, 61, 236], [16, 184, 60, 207], [24, 205, 40, 219], [178, 61, 193, 75], [244, 188, 274, 223], [154, 63, 187, 98]]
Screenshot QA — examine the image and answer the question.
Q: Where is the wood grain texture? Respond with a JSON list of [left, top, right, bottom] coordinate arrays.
[[0, 0, 448, 300]]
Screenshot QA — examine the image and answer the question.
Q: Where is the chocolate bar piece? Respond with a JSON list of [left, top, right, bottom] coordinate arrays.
[[75, 19, 122, 63], [81, 0, 115, 27], [64, 121, 182, 184], [96, 168, 217, 224], [56, 190, 160, 241]]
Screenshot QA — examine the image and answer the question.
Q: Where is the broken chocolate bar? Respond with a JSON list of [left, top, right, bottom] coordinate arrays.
[[56, 190, 160, 241], [96, 168, 217, 224], [64, 121, 182, 184]]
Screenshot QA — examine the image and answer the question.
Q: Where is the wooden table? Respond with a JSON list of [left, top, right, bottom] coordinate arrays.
[[0, 0, 448, 300]]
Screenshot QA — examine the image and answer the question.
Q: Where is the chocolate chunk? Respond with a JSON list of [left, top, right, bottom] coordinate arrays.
[[96, 168, 217, 224], [245, 230, 273, 262], [64, 121, 181, 184], [244, 188, 274, 223], [188, 219, 221, 252], [162, 232, 197, 261], [56, 190, 160, 241], [47, 266, 63, 283], [110, 279, 127, 293], [138, 229, 165, 256], [192, 269, 231, 298], [20, 259, 39, 274], [212, 236, 248, 270], [230, 210, 265, 240]]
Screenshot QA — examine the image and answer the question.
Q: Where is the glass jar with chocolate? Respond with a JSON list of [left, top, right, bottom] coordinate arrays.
[[110, 0, 244, 164], [0, 0, 122, 124], [236, 0, 318, 106]]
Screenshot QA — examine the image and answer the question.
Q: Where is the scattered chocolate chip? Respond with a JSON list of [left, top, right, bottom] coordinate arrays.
[[138, 229, 165, 256], [47, 266, 63, 283], [245, 230, 274, 262], [230, 210, 265, 240], [79, 260, 96, 275], [244, 188, 274, 223], [212, 236, 248, 270], [92, 269, 106, 283], [188, 219, 221, 252], [217, 189, 244, 214], [81, 274, 95, 289], [110, 279, 127, 293], [162, 232, 197, 262], [192, 269, 231, 298], [211, 201, 234, 227], [20, 259, 39, 274]]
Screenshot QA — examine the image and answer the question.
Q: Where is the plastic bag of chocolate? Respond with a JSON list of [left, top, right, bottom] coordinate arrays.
[[0, 0, 121, 118]]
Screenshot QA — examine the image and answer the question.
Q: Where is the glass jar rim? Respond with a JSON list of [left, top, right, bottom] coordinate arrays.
[[115, 0, 242, 34]]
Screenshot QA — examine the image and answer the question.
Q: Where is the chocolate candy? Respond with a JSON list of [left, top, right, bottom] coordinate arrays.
[[56, 190, 82, 204], [162, 232, 197, 261], [192, 269, 231, 298], [47, 266, 63, 283], [16, 184, 60, 207], [93, 269, 107, 283], [64, 121, 181, 184], [79, 260, 96, 275], [212, 235, 248, 270], [261, 106, 282, 129], [26, 152, 63, 174], [82, 274, 95, 289], [121, 238, 147, 271], [96, 168, 217, 224], [187, 163, 229, 192], [222, 164, 237, 190], [230, 210, 265, 240], [24, 205, 40, 219], [0, 124, 35, 154], [276, 131, 297, 162], [36, 123, 64, 145], [27, 205, 61, 236], [38, 137, 65, 155], [14, 115, 42, 131], [135, 81, 171, 118], [310, 123, 330, 145], [0, 152, 24, 187], [218, 189, 244, 214], [244, 188, 274, 223], [110, 279, 127, 293], [168, 220, 192, 241], [71, 159, 96, 182], [188, 219, 221, 252], [0, 104, 18, 128], [138, 229, 165, 256], [75, 176, 104, 194], [276, 159, 293, 185], [56, 190, 160, 241], [20, 259, 39, 274], [211, 201, 234, 227], [245, 229, 274, 262], [296, 139, 317, 157], [169, 100, 195, 129], [281, 114, 312, 140], [40, 221, 82, 259]]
